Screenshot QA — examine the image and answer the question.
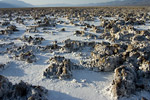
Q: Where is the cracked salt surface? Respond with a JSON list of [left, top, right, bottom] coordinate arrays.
[[1, 9, 150, 100], [0, 15, 114, 100]]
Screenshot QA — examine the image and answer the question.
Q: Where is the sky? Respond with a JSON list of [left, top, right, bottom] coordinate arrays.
[[19, 0, 115, 5]]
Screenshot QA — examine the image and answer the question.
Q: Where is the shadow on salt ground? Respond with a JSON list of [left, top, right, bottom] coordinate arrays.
[[72, 70, 113, 83], [13, 30, 26, 38], [33, 54, 50, 66], [56, 24, 66, 28], [48, 90, 82, 100], [40, 40, 51, 46], [0, 62, 26, 77]]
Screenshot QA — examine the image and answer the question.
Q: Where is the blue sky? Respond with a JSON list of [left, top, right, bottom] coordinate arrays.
[[20, 0, 115, 5]]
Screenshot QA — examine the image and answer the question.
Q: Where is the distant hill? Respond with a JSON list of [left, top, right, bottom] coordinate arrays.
[[38, 3, 74, 7], [94, 0, 150, 6], [38, 0, 150, 7], [0, 1, 15, 8], [0, 0, 33, 8], [0, 0, 149, 8]]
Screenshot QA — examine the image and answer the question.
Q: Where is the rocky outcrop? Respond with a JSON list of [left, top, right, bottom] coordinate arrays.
[[43, 56, 73, 79], [88, 42, 126, 72], [111, 65, 137, 98], [21, 35, 45, 45], [26, 26, 39, 33], [0, 75, 48, 100], [15, 51, 36, 63], [62, 39, 96, 52], [7, 45, 38, 63]]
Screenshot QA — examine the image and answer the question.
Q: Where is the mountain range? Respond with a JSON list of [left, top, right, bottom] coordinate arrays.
[[0, 0, 32, 8], [0, 0, 149, 8], [0, 2, 15, 8], [94, 0, 150, 6]]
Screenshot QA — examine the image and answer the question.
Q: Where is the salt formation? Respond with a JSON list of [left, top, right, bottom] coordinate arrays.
[[62, 39, 95, 52], [15, 51, 36, 63], [0, 62, 10, 71], [0, 75, 48, 100], [74, 30, 97, 39], [26, 26, 39, 33], [21, 35, 45, 45], [83, 10, 150, 99], [89, 42, 126, 71], [0, 6, 150, 100], [43, 56, 73, 79], [0, 25, 19, 35], [7, 45, 37, 63], [0, 64, 6, 71], [7, 25, 19, 32], [111, 65, 137, 98], [74, 30, 86, 36]]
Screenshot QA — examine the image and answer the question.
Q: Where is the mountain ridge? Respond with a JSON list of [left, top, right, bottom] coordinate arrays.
[[38, 0, 150, 7], [0, 0, 33, 8], [0, 1, 15, 8], [0, 0, 149, 8]]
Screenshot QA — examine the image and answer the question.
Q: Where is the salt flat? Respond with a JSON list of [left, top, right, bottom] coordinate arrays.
[[0, 7, 150, 100]]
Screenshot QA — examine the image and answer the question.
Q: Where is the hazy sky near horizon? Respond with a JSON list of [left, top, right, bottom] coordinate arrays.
[[19, 0, 115, 5]]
